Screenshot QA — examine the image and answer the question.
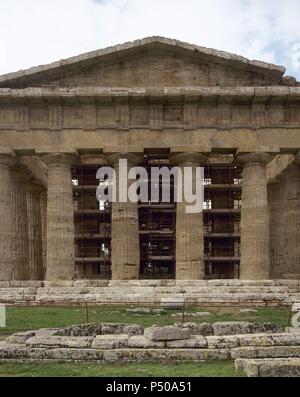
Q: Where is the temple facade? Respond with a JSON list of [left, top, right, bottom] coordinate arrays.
[[0, 37, 300, 282]]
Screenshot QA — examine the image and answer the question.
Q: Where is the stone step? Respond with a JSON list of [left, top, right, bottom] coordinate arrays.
[[231, 345, 300, 359], [0, 280, 299, 289], [235, 357, 300, 377]]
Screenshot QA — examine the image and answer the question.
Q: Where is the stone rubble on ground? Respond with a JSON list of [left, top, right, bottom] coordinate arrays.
[[235, 357, 300, 377], [144, 326, 191, 341], [1, 322, 299, 368]]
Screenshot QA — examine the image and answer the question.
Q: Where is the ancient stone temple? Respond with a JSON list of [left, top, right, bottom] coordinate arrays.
[[0, 36, 300, 289]]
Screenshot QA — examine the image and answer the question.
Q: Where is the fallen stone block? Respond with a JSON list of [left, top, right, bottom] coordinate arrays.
[[164, 348, 231, 362], [102, 348, 167, 362], [174, 322, 214, 336], [166, 336, 207, 349], [160, 296, 185, 309], [235, 358, 300, 377], [144, 326, 190, 341], [92, 335, 128, 349], [100, 323, 143, 336], [126, 308, 152, 314], [212, 321, 251, 336], [238, 333, 300, 347], [6, 331, 35, 344], [60, 323, 143, 337], [152, 309, 167, 315], [249, 322, 280, 334], [188, 312, 212, 318], [25, 336, 93, 349], [231, 345, 300, 359], [128, 336, 165, 348], [206, 335, 240, 349]]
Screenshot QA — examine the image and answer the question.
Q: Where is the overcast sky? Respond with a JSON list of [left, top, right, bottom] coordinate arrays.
[[0, 0, 300, 79]]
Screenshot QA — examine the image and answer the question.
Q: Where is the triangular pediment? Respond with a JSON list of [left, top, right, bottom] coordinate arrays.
[[0, 37, 287, 88]]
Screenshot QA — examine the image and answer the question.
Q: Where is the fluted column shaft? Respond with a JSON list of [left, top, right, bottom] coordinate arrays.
[[172, 152, 207, 280], [42, 154, 76, 281], [26, 182, 44, 280], [11, 168, 30, 280], [281, 163, 300, 277], [268, 179, 285, 278], [238, 153, 272, 279], [107, 153, 142, 280], [0, 155, 15, 280], [40, 189, 47, 278]]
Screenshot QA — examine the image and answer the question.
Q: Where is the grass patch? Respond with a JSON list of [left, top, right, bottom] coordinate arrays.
[[0, 360, 243, 377], [0, 305, 291, 337]]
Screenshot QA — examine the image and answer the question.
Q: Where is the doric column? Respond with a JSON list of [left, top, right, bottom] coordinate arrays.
[[268, 177, 285, 279], [41, 153, 77, 281], [40, 189, 47, 278], [171, 152, 207, 280], [280, 162, 300, 277], [0, 154, 16, 280], [106, 153, 143, 280], [11, 167, 30, 280], [237, 153, 272, 279], [26, 181, 44, 280]]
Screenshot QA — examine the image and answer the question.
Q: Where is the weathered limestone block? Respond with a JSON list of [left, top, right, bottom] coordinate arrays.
[[164, 348, 231, 362], [256, 345, 300, 358], [102, 348, 166, 362], [25, 336, 93, 348], [60, 323, 102, 336], [160, 296, 185, 309], [92, 335, 128, 349], [174, 322, 214, 336], [144, 325, 190, 341], [249, 322, 280, 333], [50, 348, 103, 361], [60, 323, 143, 336], [212, 321, 252, 336], [100, 323, 143, 336], [172, 153, 207, 280], [236, 358, 300, 377], [126, 307, 152, 314], [238, 153, 272, 279], [0, 346, 104, 361], [238, 333, 300, 347], [0, 344, 31, 359], [206, 335, 240, 349], [127, 336, 165, 348], [6, 331, 35, 344], [166, 336, 207, 348], [41, 153, 77, 281]]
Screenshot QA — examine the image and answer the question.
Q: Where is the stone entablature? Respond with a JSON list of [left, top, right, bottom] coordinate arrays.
[[1, 87, 300, 133]]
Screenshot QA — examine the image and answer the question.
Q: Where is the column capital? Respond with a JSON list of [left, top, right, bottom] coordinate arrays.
[[11, 165, 31, 182], [236, 152, 273, 166], [0, 153, 18, 168], [40, 153, 78, 167], [105, 152, 144, 168], [293, 151, 300, 165], [171, 152, 208, 166]]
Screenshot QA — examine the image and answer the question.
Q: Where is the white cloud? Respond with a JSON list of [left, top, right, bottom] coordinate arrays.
[[291, 43, 300, 69], [0, 0, 300, 79]]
